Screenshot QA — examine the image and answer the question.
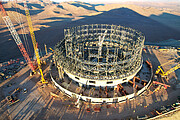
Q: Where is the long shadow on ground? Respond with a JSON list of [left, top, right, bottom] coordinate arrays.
[[1, 7, 180, 62]]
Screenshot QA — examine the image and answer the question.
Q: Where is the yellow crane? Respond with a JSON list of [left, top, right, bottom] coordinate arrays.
[[24, 2, 47, 83], [178, 48, 180, 53], [155, 56, 180, 77], [49, 47, 54, 52]]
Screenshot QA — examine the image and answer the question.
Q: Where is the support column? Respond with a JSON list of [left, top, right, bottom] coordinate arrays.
[[57, 66, 64, 80], [58, 66, 62, 80], [60, 66, 64, 79]]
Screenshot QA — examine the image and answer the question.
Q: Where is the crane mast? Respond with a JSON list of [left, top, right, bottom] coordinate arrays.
[[23, 2, 47, 83], [44, 44, 48, 55], [0, 2, 35, 72]]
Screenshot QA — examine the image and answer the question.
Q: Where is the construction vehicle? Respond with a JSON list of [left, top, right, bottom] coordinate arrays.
[[6, 95, 20, 106], [0, 2, 36, 74], [23, 88, 27, 93], [6, 87, 21, 106], [23, 2, 47, 83], [155, 56, 180, 77]]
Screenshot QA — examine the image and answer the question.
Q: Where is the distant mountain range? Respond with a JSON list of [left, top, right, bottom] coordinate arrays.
[[0, 1, 180, 62]]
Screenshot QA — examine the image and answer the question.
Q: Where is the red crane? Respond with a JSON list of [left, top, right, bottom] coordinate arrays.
[[0, 1, 35, 72]]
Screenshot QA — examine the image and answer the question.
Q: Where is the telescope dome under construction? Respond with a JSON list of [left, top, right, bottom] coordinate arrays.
[[51, 24, 152, 103], [53, 24, 145, 87]]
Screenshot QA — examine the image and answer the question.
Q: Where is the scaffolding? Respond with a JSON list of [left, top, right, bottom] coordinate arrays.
[[54, 24, 145, 80]]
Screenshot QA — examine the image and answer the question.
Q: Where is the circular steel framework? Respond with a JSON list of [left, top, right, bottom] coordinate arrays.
[[54, 24, 145, 85]]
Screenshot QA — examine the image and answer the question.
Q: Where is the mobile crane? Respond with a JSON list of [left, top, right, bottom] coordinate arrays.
[[155, 56, 180, 77], [0, 1, 35, 73], [23, 2, 47, 83]]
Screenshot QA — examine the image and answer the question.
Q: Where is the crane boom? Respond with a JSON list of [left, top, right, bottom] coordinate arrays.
[[155, 56, 180, 76], [49, 47, 54, 52], [165, 63, 180, 76], [0, 2, 35, 72], [23, 2, 47, 83]]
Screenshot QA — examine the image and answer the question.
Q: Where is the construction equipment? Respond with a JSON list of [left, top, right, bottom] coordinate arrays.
[[49, 47, 54, 52], [152, 81, 170, 89], [177, 48, 180, 52], [6, 87, 21, 106], [6, 95, 20, 106], [50, 92, 60, 98], [0, 2, 35, 73], [155, 56, 180, 77], [44, 44, 48, 55], [23, 2, 47, 83], [146, 60, 152, 69]]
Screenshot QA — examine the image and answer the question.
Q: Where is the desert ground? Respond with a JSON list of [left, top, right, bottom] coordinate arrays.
[[0, 46, 180, 120]]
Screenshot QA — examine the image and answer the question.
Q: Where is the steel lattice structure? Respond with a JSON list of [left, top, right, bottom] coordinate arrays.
[[0, 2, 35, 72], [54, 24, 145, 85]]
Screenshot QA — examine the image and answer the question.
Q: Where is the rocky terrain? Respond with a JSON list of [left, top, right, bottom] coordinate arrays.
[[0, 0, 180, 62]]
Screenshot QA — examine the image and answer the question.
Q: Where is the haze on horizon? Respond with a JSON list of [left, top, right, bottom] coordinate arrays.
[[1, 0, 180, 3], [51, 0, 180, 3]]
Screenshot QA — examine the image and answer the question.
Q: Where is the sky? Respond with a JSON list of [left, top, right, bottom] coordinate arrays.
[[51, 0, 180, 3]]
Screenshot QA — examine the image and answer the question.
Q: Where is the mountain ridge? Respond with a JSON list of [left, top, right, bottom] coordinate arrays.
[[0, 1, 180, 62]]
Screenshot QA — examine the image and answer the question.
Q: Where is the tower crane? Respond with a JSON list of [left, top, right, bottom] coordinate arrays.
[[23, 2, 47, 83], [0, 1, 35, 73], [98, 30, 107, 56]]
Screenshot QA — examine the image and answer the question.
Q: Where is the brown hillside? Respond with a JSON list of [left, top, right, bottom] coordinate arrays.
[[0, 1, 180, 62]]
